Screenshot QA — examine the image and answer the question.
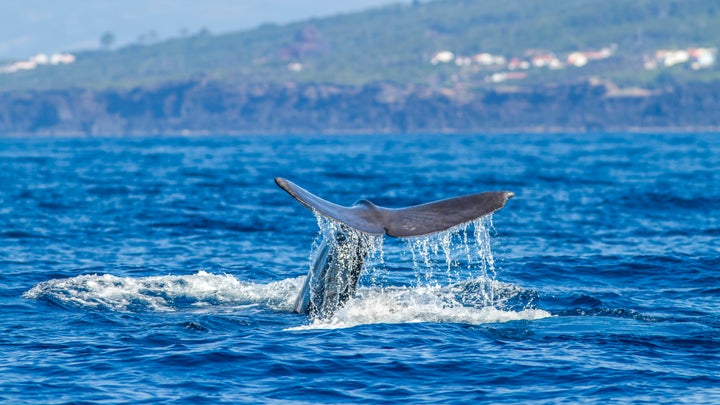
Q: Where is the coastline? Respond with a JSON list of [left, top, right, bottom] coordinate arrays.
[[3, 126, 720, 138], [2, 79, 720, 136]]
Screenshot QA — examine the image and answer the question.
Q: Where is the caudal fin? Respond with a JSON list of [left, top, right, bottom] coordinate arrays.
[[275, 178, 513, 238]]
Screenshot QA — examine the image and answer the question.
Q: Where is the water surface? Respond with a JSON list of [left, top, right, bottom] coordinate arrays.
[[1, 133, 719, 403]]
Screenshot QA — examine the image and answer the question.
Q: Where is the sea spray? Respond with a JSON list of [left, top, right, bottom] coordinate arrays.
[[309, 214, 502, 304], [297, 214, 549, 328], [401, 216, 499, 306], [298, 213, 384, 317], [25, 214, 528, 323]]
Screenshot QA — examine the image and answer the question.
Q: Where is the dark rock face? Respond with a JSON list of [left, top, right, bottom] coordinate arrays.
[[2, 80, 720, 135]]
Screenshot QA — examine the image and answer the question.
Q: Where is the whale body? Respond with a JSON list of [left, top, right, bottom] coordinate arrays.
[[275, 177, 513, 319]]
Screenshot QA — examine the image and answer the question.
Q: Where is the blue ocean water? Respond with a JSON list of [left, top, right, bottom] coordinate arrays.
[[1, 133, 718, 404]]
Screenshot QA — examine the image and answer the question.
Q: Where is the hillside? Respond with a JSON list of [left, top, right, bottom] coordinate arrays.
[[2, 0, 720, 91]]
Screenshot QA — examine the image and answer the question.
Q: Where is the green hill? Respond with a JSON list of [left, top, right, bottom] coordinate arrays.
[[2, 0, 720, 91]]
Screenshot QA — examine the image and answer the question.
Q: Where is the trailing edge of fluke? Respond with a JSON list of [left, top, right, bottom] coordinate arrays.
[[275, 177, 513, 238]]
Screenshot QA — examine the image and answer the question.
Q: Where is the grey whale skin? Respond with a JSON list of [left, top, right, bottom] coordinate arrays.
[[275, 177, 514, 319]]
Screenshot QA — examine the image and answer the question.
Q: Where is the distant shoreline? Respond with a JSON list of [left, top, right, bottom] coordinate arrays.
[[4, 126, 720, 138], [2, 79, 720, 136]]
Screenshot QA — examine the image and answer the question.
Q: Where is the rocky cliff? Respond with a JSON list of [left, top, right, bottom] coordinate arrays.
[[2, 79, 719, 135]]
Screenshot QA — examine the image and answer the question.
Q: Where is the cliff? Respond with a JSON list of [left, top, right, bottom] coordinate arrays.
[[2, 79, 720, 136]]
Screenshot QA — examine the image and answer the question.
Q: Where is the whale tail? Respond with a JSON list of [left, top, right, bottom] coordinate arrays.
[[275, 177, 513, 238], [274, 177, 514, 318]]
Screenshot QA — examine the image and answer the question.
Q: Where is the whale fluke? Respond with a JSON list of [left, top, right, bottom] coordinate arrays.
[[275, 177, 514, 318], [275, 177, 513, 237]]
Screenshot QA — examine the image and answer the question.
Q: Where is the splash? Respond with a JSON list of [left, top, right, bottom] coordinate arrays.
[[291, 283, 550, 330], [296, 215, 551, 329], [296, 214, 384, 317], [24, 270, 302, 313], [24, 215, 551, 327], [311, 212, 384, 268]]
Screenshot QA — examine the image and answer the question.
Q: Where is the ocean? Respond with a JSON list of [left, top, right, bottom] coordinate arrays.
[[1, 133, 718, 403]]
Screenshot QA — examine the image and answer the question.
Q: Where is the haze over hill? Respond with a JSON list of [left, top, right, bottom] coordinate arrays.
[[2, 0, 719, 92], [0, 0, 405, 60]]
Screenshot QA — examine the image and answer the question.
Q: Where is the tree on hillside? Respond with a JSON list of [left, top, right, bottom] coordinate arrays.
[[100, 32, 116, 50], [137, 30, 159, 44]]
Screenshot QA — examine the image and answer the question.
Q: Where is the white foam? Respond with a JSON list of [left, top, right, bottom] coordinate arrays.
[[23, 270, 303, 312], [290, 283, 552, 330], [25, 271, 550, 328]]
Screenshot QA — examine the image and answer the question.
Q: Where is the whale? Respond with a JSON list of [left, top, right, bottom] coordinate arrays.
[[275, 177, 514, 319]]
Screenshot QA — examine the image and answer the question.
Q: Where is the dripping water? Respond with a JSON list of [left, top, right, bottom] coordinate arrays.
[[305, 214, 516, 316], [401, 216, 499, 305]]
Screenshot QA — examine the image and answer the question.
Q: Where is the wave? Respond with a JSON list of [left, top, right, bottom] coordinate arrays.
[[23, 271, 551, 328], [23, 271, 302, 313]]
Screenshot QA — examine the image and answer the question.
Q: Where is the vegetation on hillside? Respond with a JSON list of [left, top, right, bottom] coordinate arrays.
[[1, 0, 719, 91]]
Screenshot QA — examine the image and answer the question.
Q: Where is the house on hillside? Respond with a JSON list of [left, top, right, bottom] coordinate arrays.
[[567, 46, 615, 67], [689, 48, 715, 70], [531, 53, 563, 69], [488, 71, 528, 83], [645, 47, 716, 70], [431, 51, 455, 65], [0, 52, 75, 74], [507, 57, 530, 70]]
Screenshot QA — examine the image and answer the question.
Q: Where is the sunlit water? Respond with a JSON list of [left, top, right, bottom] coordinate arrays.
[[1, 133, 718, 403]]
